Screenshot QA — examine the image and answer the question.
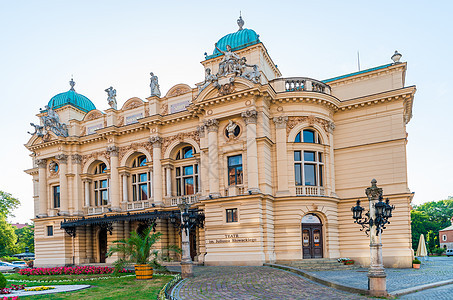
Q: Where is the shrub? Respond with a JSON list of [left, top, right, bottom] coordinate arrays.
[[413, 258, 421, 264], [0, 273, 6, 289], [0, 257, 20, 263]]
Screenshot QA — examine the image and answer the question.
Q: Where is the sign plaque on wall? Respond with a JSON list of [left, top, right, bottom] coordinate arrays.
[[206, 234, 257, 244]]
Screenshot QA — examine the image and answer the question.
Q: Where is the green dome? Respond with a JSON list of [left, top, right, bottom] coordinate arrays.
[[48, 81, 96, 113], [206, 28, 260, 60]]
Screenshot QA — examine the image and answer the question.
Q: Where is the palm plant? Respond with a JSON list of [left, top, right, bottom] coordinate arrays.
[[107, 226, 162, 272]]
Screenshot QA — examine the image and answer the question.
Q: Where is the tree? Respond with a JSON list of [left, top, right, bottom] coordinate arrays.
[[0, 191, 20, 218], [0, 215, 18, 256], [15, 224, 34, 253], [411, 199, 453, 250]]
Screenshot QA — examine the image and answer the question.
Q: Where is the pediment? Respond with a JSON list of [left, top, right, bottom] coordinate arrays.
[[166, 84, 192, 98], [83, 109, 104, 121], [121, 97, 145, 111], [195, 77, 255, 103]]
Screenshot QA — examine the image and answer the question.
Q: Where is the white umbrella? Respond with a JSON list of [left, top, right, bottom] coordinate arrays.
[[417, 234, 428, 259]]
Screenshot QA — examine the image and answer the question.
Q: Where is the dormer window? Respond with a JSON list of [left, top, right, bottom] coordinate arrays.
[[295, 129, 322, 144]]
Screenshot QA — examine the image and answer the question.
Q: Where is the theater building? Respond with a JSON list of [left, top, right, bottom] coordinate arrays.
[[25, 18, 416, 268]]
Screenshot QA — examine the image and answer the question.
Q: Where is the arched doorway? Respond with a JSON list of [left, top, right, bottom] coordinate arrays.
[[301, 214, 323, 259], [99, 228, 107, 263]]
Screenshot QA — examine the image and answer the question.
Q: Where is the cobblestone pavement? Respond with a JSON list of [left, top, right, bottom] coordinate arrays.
[[399, 284, 453, 299], [309, 257, 453, 293], [175, 266, 370, 300]]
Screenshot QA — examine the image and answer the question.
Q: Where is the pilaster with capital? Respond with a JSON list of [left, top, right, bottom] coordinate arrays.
[[36, 159, 48, 217], [327, 121, 336, 196], [120, 172, 130, 203], [106, 146, 121, 211], [203, 119, 220, 197], [150, 136, 163, 205], [197, 125, 209, 197], [82, 178, 92, 207], [71, 154, 84, 215], [56, 154, 69, 215], [241, 110, 260, 193], [273, 116, 290, 195]]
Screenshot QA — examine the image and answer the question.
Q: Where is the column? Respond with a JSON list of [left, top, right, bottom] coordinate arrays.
[[36, 159, 48, 217], [241, 110, 260, 193], [72, 154, 83, 215], [122, 173, 129, 202], [165, 166, 173, 197], [150, 136, 163, 205], [273, 116, 290, 196], [83, 179, 91, 207], [204, 119, 220, 198], [107, 146, 120, 211], [196, 125, 208, 197], [56, 154, 69, 215]]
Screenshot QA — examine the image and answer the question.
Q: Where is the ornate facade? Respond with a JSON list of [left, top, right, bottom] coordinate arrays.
[[25, 18, 415, 268]]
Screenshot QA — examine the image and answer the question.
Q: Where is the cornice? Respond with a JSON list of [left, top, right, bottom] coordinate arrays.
[[271, 91, 341, 112], [24, 168, 38, 176]]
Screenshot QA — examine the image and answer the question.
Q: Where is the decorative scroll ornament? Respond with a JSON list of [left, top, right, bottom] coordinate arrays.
[[106, 145, 119, 157], [150, 136, 162, 148], [273, 116, 288, 129], [241, 110, 258, 125], [105, 86, 117, 110], [28, 105, 69, 139], [203, 119, 219, 132], [71, 154, 82, 164], [150, 72, 161, 97]]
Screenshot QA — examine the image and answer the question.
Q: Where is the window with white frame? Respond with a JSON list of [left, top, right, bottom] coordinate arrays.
[[131, 155, 151, 201], [175, 146, 198, 196], [294, 151, 324, 186], [92, 162, 109, 206], [443, 234, 447, 241]]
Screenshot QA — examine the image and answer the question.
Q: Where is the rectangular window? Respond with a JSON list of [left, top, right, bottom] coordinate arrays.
[[226, 208, 238, 223], [294, 151, 324, 187], [443, 235, 447, 241], [47, 225, 53, 236], [176, 165, 198, 196], [304, 164, 316, 186], [94, 179, 109, 206], [228, 155, 243, 186], [53, 186, 60, 208]]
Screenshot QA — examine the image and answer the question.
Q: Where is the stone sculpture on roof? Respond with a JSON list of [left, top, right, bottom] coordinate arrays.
[[197, 68, 220, 94], [28, 105, 69, 139], [150, 72, 161, 97], [105, 86, 117, 109]]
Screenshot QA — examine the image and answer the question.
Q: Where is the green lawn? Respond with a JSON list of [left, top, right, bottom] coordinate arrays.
[[4, 273, 173, 300]]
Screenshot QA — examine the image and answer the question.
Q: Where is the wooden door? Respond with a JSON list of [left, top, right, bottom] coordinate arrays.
[[302, 224, 323, 259], [99, 228, 107, 263], [189, 229, 197, 261]]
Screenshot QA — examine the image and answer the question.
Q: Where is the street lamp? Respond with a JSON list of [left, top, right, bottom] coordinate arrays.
[[168, 197, 205, 278], [351, 179, 395, 297]]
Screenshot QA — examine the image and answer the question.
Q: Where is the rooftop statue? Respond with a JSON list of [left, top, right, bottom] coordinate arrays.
[[216, 44, 241, 76], [105, 86, 117, 109], [197, 68, 220, 94], [29, 105, 68, 139], [150, 72, 161, 97]]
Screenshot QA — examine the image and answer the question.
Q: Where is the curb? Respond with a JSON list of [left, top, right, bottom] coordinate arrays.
[[390, 279, 453, 297], [264, 263, 369, 296]]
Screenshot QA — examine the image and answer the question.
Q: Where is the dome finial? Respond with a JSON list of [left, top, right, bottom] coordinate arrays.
[[69, 77, 75, 91], [237, 12, 244, 31]]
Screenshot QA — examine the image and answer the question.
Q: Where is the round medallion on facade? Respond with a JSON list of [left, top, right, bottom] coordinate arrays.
[[48, 160, 59, 174], [225, 120, 241, 139]]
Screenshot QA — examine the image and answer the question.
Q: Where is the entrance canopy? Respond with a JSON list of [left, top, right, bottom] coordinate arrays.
[[60, 209, 204, 237]]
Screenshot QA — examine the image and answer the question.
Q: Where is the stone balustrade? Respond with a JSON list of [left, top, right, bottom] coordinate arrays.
[[165, 194, 200, 207], [270, 77, 331, 95], [295, 186, 325, 196]]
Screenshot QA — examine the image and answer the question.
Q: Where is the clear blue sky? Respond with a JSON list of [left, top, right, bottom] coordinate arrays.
[[1, 1, 452, 223]]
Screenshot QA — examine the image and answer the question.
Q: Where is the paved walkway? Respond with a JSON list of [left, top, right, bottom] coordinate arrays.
[[400, 283, 453, 299], [308, 256, 453, 293], [174, 266, 369, 300]]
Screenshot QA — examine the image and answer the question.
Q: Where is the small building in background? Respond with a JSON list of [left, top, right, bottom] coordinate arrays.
[[439, 217, 453, 250]]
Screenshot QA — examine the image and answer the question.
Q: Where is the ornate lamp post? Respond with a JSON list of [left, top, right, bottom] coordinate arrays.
[[351, 179, 395, 297], [169, 198, 205, 278]]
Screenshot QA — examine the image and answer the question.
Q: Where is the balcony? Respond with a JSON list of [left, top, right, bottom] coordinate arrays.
[[87, 205, 111, 215], [296, 186, 325, 196], [270, 77, 331, 95], [126, 199, 154, 211], [225, 185, 246, 197], [165, 194, 200, 207]]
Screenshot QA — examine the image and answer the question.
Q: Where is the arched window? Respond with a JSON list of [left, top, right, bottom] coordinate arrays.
[[92, 162, 109, 206], [173, 146, 198, 196], [130, 155, 151, 201], [295, 129, 322, 144]]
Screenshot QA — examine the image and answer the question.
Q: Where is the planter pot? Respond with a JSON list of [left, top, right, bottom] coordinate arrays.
[[135, 264, 153, 280], [344, 260, 354, 265], [413, 264, 420, 269]]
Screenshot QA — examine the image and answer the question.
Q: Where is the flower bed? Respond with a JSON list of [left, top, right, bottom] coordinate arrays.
[[19, 266, 132, 276], [24, 286, 55, 292], [1, 297, 19, 300]]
